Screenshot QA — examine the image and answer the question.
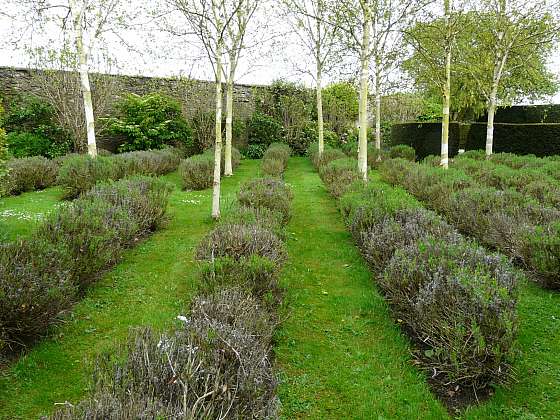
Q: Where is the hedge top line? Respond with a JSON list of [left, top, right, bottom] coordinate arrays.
[[394, 121, 560, 127]]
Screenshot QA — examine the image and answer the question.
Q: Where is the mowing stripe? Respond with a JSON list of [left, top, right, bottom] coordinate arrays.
[[276, 157, 447, 419]]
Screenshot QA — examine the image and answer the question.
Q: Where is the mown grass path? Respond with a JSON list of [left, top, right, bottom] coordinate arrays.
[[276, 157, 447, 419], [0, 160, 260, 419]]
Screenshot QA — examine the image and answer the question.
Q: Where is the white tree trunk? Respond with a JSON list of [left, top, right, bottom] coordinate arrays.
[[358, 7, 371, 181], [486, 49, 508, 158], [374, 57, 382, 153], [70, 0, 97, 157], [486, 89, 498, 158], [440, 0, 452, 169], [224, 68, 234, 176], [212, 45, 223, 220], [316, 63, 324, 157]]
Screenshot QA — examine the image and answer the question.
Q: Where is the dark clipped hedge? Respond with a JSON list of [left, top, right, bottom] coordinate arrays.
[[391, 122, 463, 160], [465, 123, 560, 156], [477, 105, 560, 124], [392, 122, 560, 158]]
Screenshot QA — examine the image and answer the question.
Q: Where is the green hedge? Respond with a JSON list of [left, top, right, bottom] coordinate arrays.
[[465, 123, 560, 156], [477, 105, 560, 124], [392, 122, 560, 158], [391, 122, 463, 159]]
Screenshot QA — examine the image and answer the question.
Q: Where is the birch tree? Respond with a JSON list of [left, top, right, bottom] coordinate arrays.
[[282, 0, 340, 159], [169, 0, 239, 219], [469, 0, 559, 157], [440, 0, 452, 168], [405, 6, 557, 153], [404, 0, 463, 169], [9, 0, 131, 157], [222, 0, 259, 176], [368, 0, 431, 153], [335, 0, 374, 181]]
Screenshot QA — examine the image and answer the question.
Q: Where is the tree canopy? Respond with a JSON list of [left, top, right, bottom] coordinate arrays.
[[404, 11, 558, 120]]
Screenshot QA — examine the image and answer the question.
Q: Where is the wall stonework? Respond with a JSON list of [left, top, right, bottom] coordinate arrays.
[[0, 67, 265, 151], [0, 66, 262, 118]]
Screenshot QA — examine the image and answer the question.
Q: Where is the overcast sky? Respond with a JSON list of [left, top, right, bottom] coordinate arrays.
[[0, 0, 559, 104]]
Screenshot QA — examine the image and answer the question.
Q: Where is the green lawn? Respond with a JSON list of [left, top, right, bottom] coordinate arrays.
[[0, 160, 260, 419], [0, 186, 63, 241]]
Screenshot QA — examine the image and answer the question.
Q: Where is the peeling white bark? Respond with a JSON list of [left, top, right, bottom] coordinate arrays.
[[224, 71, 234, 176], [440, 0, 452, 170], [69, 0, 97, 157], [316, 63, 324, 157], [358, 4, 371, 182], [212, 43, 223, 220]]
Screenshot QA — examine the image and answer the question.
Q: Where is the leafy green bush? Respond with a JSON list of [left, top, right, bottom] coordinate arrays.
[[322, 82, 359, 136], [245, 144, 268, 159], [288, 121, 319, 156], [248, 112, 283, 146], [237, 178, 293, 224], [4, 156, 59, 195], [6, 132, 52, 158], [107, 93, 193, 153], [389, 144, 416, 161], [196, 223, 287, 267], [3, 95, 71, 158], [319, 158, 361, 198], [179, 154, 213, 190]]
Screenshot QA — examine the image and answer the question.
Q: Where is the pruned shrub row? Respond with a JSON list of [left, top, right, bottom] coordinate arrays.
[[52, 176, 293, 418], [178, 146, 241, 190], [310, 142, 415, 172], [452, 156, 560, 209], [3, 156, 59, 196], [380, 158, 560, 289], [454, 149, 560, 182], [262, 142, 291, 177], [1, 148, 182, 198], [311, 145, 520, 395], [57, 148, 182, 199], [0, 177, 172, 357]]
